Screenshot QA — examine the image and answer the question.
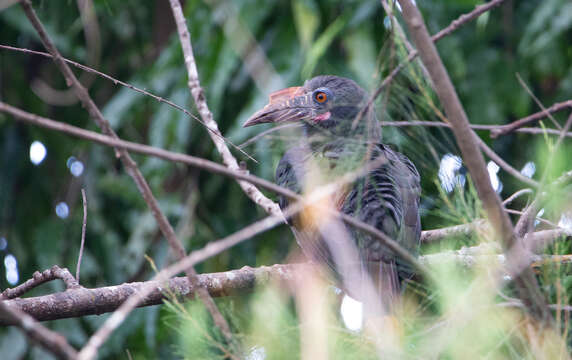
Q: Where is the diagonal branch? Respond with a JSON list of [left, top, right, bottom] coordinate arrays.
[[167, 0, 283, 218], [0, 301, 78, 359], [397, 0, 552, 324]]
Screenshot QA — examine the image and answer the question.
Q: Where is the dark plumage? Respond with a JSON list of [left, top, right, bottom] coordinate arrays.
[[244, 75, 420, 304]]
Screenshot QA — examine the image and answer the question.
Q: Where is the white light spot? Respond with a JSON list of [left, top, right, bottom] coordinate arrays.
[[438, 154, 464, 193], [4, 254, 16, 268], [70, 160, 84, 177], [0, 237, 6, 251], [487, 161, 502, 193], [534, 208, 545, 227], [4, 254, 18, 285], [521, 161, 536, 178], [558, 212, 572, 231], [246, 346, 266, 360], [29, 141, 47, 165], [340, 294, 363, 332], [6, 268, 18, 285], [55, 202, 69, 219]]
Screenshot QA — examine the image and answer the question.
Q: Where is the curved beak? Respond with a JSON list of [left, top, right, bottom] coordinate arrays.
[[243, 86, 313, 127]]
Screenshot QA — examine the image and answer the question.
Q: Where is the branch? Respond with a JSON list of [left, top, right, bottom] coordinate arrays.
[[421, 220, 489, 243], [491, 100, 572, 138], [167, 0, 282, 219], [76, 188, 87, 282], [1, 265, 80, 300], [1, 264, 302, 325], [6, 250, 572, 325], [0, 301, 78, 359], [398, 0, 551, 323]]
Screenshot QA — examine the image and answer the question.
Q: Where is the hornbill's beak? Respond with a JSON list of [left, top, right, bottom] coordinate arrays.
[[243, 86, 313, 127]]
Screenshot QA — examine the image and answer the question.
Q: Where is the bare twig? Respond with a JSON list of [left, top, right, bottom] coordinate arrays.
[[1, 265, 81, 300], [0, 44, 252, 160], [421, 220, 489, 243], [473, 134, 539, 187], [503, 189, 533, 206], [378, 120, 572, 137], [490, 100, 572, 138], [516, 73, 563, 131], [0, 301, 78, 359], [76, 188, 87, 282], [398, 0, 551, 324], [238, 123, 302, 148], [420, 221, 568, 246], [167, 0, 282, 218], [19, 1, 232, 354]]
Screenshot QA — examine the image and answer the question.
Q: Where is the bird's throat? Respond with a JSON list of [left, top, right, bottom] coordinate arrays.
[[312, 111, 331, 122]]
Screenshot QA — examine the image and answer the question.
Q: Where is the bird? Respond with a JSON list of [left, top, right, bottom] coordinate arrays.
[[243, 75, 421, 309]]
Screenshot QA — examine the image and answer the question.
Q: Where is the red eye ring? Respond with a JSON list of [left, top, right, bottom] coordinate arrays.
[[315, 91, 327, 103]]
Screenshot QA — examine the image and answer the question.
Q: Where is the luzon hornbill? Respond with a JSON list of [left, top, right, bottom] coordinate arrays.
[[244, 75, 420, 309]]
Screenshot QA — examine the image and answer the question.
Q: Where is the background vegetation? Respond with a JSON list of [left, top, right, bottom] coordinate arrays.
[[0, 0, 571, 358]]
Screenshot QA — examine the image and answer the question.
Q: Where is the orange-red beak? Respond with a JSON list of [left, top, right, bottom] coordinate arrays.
[[243, 86, 313, 127]]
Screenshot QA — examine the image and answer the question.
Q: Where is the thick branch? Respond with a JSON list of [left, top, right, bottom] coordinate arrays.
[[4, 252, 571, 325], [0, 264, 301, 325], [398, 0, 551, 323]]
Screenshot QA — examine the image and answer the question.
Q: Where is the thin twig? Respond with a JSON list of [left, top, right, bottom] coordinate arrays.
[[1, 265, 81, 300], [502, 189, 533, 206], [379, 120, 572, 137], [239, 123, 302, 148], [398, 0, 551, 324], [18, 1, 232, 355], [516, 73, 562, 130], [0, 301, 78, 359], [473, 134, 539, 187], [0, 44, 253, 161], [490, 100, 572, 138], [76, 188, 87, 282]]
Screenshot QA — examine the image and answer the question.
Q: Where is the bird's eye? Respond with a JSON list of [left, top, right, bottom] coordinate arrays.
[[314, 91, 328, 103]]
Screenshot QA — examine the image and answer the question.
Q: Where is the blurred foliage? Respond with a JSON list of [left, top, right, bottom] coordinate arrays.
[[1, 0, 572, 358]]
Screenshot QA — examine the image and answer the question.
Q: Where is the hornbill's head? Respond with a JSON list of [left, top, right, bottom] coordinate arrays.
[[243, 75, 374, 138]]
